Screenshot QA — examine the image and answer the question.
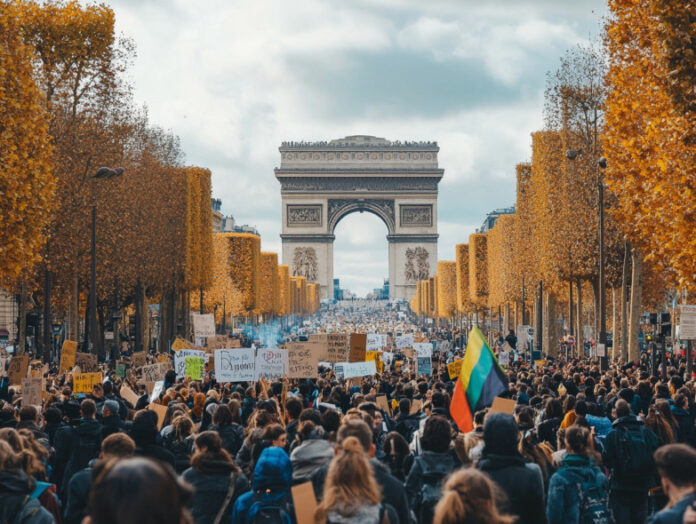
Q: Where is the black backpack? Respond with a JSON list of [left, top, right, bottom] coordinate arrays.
[[72, 428, 101, 471], [615, 426, 655, 482], [574, 472, 612, 524], [245, 492, 294, 524], [415, 457, 450, 524]]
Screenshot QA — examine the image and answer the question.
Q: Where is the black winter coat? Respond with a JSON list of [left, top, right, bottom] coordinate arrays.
[[210, 423, 245, 458], [182, 460, 250, 524], [477, 453, 547, 524]]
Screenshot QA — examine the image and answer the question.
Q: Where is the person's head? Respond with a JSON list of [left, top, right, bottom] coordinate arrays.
[[315, 436, 381, 521], [285, 397, 302, 421], [483, 413, 519, 457], [130, 410, 159, 445], [336, 419, 375, 457], [43, 407, 62, 425], [544, 399, 562, 419], [421, 415, 452, 453], [101, 433, 135, 460], [86, 457, 193, 524], [212, 404, 233, 427], [564, 425, 592, 456], [654, 444, 696, 499], [433, 468, 514, 524], [382, 431, 410, 458], [102, 400, 120, 418], [172, 415, 194, 440], [18, 405, 37, 423], [262, 423, 287, 448], [191, 431, 235, 471], [81, 399, 97, 419], [615, 399, 631, 418], [398, 398, 411, 417]]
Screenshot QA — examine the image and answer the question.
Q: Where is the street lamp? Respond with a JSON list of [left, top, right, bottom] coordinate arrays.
[[566, 149, 607, 370], [89, 167, 124, 358]]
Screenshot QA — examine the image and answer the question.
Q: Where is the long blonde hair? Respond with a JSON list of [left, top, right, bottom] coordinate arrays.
[[433, 469, 515, 524], [314, 436, 381, 523]]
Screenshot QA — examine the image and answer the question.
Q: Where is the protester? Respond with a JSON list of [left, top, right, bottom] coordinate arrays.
[[649, 444, 696, 524]]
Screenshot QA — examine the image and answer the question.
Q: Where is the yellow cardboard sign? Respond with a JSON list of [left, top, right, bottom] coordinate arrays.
[[60, 340, 77, 372], [73, 373, 103, 393], [365, 351, 384, 373], [447, 360, 463, 380]]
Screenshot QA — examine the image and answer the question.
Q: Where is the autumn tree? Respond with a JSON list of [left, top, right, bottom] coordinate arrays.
[[437, 261, 457, 319]]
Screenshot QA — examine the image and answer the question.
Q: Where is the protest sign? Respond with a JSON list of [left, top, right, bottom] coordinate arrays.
[[120, 384, 140, 407], [416, 356, 432, 376], [141, 363, 168, 383], [157, 354, 170, 363], [365, 351, 384, 373], [335, 360, 376, 379], [256, 348, 288, 380], [413, 342, 433, 358], [174, 349, 206, 378], [206, 335, 229, 350], [191, 313, 215, 338], [349, 333, 367, 362], [229, 338, 242, 348], [21, 378, 42, 406], [291, 482, 319, 524], [366, 334, 387, 351], [375, 394, 391, 415], [131, 351, 146, 367], [288, 344, 319, 379], [410, 398, 423, 414], [115, 363, 126, 378], [396, 334, 414, 349], [215, 348, 256, 383], [73, 372, 103, 393], [498, 351, 510, 367], [150, 380, 164, 402], [490, 397, 516, 415], [447, 360, 463, 380], [75, 353, 98, 372], [8, 355, 29, 385], [326, 333, 348, 363], [59, 340, 77, 372], [171, 338, 192, 351], [148, 402, 168, 430], [381, 351, 394, 366], [185, 356, 205, 380]]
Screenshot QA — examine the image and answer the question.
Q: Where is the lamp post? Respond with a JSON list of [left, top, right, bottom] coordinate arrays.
[[566, 149, 607, 370], [89, 167, 124, 357]]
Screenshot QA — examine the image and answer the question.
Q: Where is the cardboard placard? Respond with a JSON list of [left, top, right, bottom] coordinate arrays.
[[490, 396, 516, 415], [365, 351, 384, 373], [335, 360, 376, 379], [132, 351, 146, 367], [148, 402, 168, 430], [349, 333, 367, 363], [366, 334, 388, 351], [8, 355, 30, 385], [174, 349, 206, 378], [288, 343, 319, 379], [115, 363, 126, 378], [396, 334, 414, 349], [214, 348, 256, 383], [414, 342, 433, 358], [326, 334, 348, 363], [60, 340, 77, 372], [73, 372, 103, 393], [184, 356, 205, 380], [120, 384, 140, 407], [376, 394, 391, 415], [21, 377, 43, 406], [171, 338, 192, 351], [150, 380, 164, 402], [191, 313, 215, 338], [141, 362, 168, 383], [75, 352, 98, 373], [291, 482, 318, 524], [447, 360, 463, 380], [229, 338, 242, 348], [255, 348, 288, 380], [157, 354, 170, 363], [416, 356, 432, 376]]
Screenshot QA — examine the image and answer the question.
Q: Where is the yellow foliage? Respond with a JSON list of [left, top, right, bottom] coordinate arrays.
[[487, 214, 519, 308], [455, 244, 474, 314], [278, 265, 290, 316], [429, 276, 438, 318], [469, 234, 488, 304], [225, 233, 260, 313], [437, 261, 457, 318], [259, 252, 279, 315]]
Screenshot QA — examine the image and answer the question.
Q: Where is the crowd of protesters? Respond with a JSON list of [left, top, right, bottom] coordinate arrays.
[[3, 315, 696, 523]]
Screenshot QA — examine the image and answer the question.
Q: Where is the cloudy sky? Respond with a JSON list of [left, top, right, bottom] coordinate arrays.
[[110, 0, 606, 296]]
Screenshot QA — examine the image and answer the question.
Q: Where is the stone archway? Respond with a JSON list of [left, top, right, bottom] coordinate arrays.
[[276, 135, 443, 300]]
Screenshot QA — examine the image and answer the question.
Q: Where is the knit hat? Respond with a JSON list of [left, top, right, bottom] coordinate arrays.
[[102, 400, 120, 416]]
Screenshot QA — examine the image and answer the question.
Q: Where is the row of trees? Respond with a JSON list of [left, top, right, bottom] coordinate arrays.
[[411, 1, 695, 361]]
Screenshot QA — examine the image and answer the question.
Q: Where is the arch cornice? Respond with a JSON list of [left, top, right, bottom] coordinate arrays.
[[327, 198, 395, 235]]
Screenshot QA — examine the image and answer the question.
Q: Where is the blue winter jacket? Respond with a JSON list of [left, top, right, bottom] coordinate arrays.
[[231, 447, 294, 523], [546, 454, 609, 524]]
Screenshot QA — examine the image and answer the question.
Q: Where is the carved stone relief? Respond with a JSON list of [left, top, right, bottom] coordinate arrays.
[[404, 247, 430, 282], [287, 205, 322, 226], [400, 205, 433, 227], [278, 177, 440, 193], [292, 247, 318, 281]]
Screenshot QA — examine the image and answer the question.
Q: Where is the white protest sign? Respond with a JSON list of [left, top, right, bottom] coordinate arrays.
[[150, 380, 164, 402], [498, 351, 510, 367], [414, 342, 433, 357], [381, 351, 394, 365], [396, 334, 414, 349], [366, 334, 388, 351], [174, 349, 206, 378], [191, 313, 216, 338], [215, 348, 256, 383], [21, 377, 43, 407], [335, 360, 376, 379], [680, 305, 696, 340], [255, 348, 288, 380]]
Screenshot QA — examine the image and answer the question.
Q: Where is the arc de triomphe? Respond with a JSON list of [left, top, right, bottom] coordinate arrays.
[[276, 135, 443, 300]]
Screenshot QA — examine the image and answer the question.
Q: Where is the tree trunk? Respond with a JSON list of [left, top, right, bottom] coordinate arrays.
[[97, 304, 106, 361], [544, 292, 558, 357], [576, 279, 584, 357], [628, 247, 643, 362], [504, 302, 510, 332], [135, 280, 145, 351], [69, 274, 79, 342], [621, 242, 630, 362], [591, 276, 599, 344], [159, 286, 174, 353], [17, 280, 27, 355], [568, 278, 574, 338], [612, 288, 618, 360]]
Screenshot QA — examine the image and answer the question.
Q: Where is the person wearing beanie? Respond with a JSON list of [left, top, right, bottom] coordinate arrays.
[[100, 400, 125, 439], [129, 410, 175, 469], [476, 413, 547, 524]]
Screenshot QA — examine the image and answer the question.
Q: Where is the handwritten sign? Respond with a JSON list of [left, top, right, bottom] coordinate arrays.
[[174, 349, 206, 378], [8, 355, 29, 385], [490, 396, 516, 415], [326, 334, 348, 363], [148, 402, 168, 430], [255, 348, 288, 380], [365, 351, 384, 373], [414, 342, 433, 358], [120, 384, 140, 407], [150, 380, 164, 402], [349, 333, 367, 363], [185, 356, 204, 380], [335, 360, 376, 379], [73, 373, 103, 393], [416, 356, 432, 376], [60, 340, 77, 372], [447, 360, 463, 380], [115, 363, 126, 378], [215, 348, 256, 383], [288, 344, 319, 379], [396, 334, 414, 350], [171, 337, 192, 351], [141, 362, 168, 383], [366, 334, 388, 351], [21, 377, 43, 406], [131, 351, 146, 367], [75, 352, 98, 373], [191, 313, 215, 338]]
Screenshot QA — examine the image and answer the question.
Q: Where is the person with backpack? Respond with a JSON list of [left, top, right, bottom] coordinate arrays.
[[405, 415, 456, 524], [546, 425, 610, 524], [603, 399, 660, 524], [394, 399, 420, 443], [209, 404, 245, 458], [230, 446, 296, 524], [314, 435, 399, 524], [54, 398, 103, 497]]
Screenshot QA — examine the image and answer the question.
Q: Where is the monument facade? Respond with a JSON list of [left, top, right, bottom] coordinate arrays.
[[276, 135, 443, 300]]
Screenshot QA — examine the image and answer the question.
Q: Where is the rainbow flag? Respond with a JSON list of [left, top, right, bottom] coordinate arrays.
[[449, 326, 509, 432]]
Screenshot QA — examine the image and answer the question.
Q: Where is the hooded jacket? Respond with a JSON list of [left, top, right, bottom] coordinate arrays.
[[0, 470, 54, 524], [54, 418, 103, 492], [404, 449, 456, 510], [290, 436, 334, 484], [231, 447, 294, 523], [182, 458, 250, 524], [546, 454, 609, 524], [209, 422, 245, 458], [602, 414, 659, 492]]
